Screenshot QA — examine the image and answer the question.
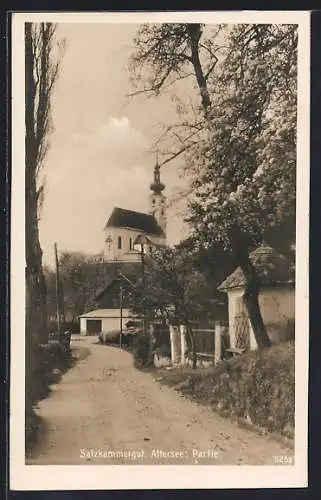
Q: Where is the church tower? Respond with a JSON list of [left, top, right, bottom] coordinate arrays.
[[149, 158, 167, 235]]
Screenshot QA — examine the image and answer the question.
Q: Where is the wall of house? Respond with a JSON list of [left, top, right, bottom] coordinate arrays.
[[227, 285, 295, 350], [258, 286, 295, 344], [80, 317, 87, 335], [227, 288, 257, 350], [80, 309, 134, 335], [104, 226, 165, 262]]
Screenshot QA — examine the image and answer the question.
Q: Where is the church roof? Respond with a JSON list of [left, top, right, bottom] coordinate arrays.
[[218, 245, 295, 291], [105, 207, 165, 236]]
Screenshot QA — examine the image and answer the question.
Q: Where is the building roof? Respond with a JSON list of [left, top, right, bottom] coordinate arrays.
[[79, 309, 125, 318], [105, 207, 165, 236], [94, 262, 142, 300], [218, 245, 295, 291]]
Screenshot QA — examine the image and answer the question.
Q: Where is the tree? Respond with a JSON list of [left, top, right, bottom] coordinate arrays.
[[130, 23, 297, 348], [130, 23, 222, 112], [129, 245, 225, 368], [25, 23, 65, 405], [45, 252, 111, 325], [188, 24, 297, 348]]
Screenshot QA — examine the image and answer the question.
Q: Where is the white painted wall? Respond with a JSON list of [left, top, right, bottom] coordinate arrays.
[[226, 288, 255, 349], [258, 287, 295, 323], [80, 317, 87, 335], [169, 325, 181, 364], [227, 285, 295, 349], [104, 226, 165, 262], [149, 192, 167, 234], [258, 286, 295, 344], [80, 309, 133, 336]]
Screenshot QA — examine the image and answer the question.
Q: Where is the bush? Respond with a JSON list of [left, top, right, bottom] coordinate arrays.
[[26, 341, 72, 406], [132, 334, 152, 368], [99, 330, 120, 344]]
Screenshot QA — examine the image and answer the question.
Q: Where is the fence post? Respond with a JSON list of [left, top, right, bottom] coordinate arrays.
[[148, 323, 155, 364], [180, 325, 187, 365], [214, 321, 223, 365], [169, 324, 178, 364]]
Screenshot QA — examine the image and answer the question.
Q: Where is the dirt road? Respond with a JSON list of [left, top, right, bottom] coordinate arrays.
[[27, 336, 293, 466]]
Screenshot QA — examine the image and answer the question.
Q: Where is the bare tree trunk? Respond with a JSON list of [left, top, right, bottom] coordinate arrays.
[[230, 226, 271, 348], [187, 24, 211, 112], [237, 253, 271, 348]]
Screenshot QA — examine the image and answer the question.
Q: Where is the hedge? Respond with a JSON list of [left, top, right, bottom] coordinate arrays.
[[161, 342, 295, 438]]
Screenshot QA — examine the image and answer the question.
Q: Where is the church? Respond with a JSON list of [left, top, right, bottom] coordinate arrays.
[[103, 161, 166, 262], [79, 161, 167, 335]]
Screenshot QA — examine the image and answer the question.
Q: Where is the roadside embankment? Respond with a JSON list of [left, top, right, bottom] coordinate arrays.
[[153, 342, 295, 443]]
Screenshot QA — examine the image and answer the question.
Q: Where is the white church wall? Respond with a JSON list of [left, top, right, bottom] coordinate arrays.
[[104, 226, 141, 262], [104, 226, 166, 262]]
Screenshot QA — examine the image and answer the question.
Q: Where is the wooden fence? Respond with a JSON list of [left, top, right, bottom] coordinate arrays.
[[169, 322, 229, 367]]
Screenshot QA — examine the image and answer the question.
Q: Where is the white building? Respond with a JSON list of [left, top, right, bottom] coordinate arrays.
[[218, 245, 295, 350], [103, 162, 167, 262]]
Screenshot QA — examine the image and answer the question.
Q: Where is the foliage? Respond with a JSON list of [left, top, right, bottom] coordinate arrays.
[[130, 23, 221, 109], [132, 334, 153, 368], [131, 23, 297, 251], [25, 23, 67, 217], [129, 244, 226, 326], [128, 244, 228, 369], [44, 251, 109, 322], [188, 24, 297, 253]]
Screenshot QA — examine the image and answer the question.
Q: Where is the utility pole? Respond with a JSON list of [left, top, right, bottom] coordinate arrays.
[[54, 242, 66, 341], [141, 242, 148, 337], [119, 282, 123, 348], [54, 242, 61, 339]]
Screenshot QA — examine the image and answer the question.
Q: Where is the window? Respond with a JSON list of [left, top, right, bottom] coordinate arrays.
[[118, 236, 122, 249], [129, 237, 132, 250]]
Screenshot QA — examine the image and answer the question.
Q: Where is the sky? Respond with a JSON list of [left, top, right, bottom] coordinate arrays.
[[39, 23, 193, 267]]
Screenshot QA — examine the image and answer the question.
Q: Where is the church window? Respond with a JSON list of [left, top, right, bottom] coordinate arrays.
[[161, 209, 164, 216], [129, 237, 132, 250], [118, 236, 122, 249]]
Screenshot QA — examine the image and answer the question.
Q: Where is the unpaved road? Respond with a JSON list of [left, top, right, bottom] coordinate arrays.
[[27, 336, 293, 466]]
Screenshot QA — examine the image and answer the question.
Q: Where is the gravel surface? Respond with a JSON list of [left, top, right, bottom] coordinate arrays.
[[26, 336, 294, 466]]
